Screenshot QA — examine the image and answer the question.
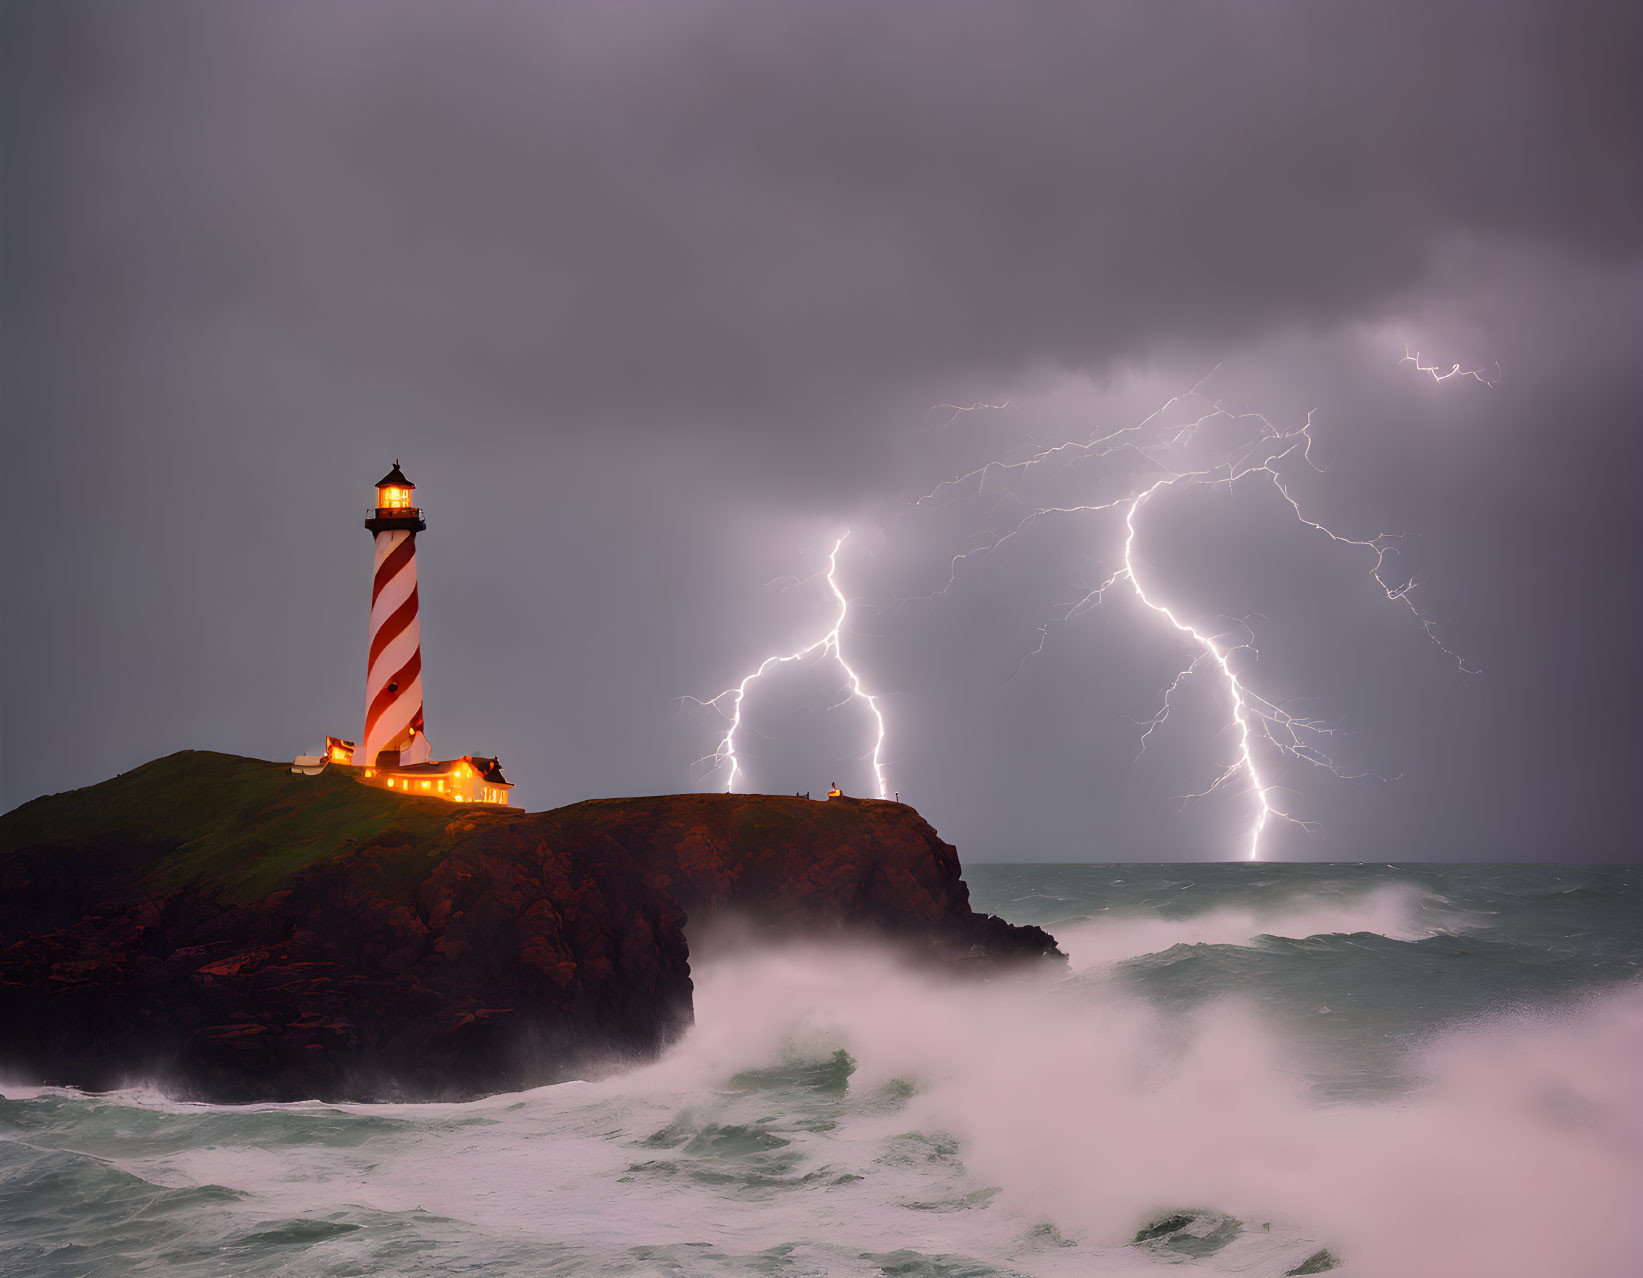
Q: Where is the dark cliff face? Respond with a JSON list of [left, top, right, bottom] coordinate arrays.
[[0, 752, 1059, 1101], [0, 757, 694, 1102], [527, 791, 1059, 963]]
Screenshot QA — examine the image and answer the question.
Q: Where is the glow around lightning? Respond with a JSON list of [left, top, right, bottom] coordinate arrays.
[[1400, 341, 1500, 386], [904, 368, 1472, 859], [692, 350, 1475, 858], [688, 534, 889, 799]]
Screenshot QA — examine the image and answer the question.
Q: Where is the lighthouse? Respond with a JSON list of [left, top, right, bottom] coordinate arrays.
[[296, 463, 517, 806], [357, 462, 431, 768]]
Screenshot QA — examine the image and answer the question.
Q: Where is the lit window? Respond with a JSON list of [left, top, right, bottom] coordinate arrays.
[[420, 780, 430, 790], [386, 778, 394, 787]]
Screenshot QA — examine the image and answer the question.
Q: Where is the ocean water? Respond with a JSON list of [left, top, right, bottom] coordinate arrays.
[[2, 862, 1639, 1278]]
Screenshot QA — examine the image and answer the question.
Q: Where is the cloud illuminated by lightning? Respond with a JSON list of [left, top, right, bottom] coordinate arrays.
[[686, 534, 889, 799], [901, 376, 1474, 859], [690, 347, 1482, 859]]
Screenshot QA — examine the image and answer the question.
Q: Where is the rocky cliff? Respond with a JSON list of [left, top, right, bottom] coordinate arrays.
[[0, 752, 1058, 1101]]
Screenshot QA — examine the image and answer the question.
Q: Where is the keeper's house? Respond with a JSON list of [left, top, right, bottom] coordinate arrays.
[[299, 737, 517, 807]]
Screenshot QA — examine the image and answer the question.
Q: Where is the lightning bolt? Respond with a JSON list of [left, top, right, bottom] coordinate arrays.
[[1118, 470, 1311, 861], [930, 399, 1014, 427], [899, 369, 1473, 860], [686, 534, 889, 799], [1399, 341, 1500, 386], [690, 345, 1479, 859]]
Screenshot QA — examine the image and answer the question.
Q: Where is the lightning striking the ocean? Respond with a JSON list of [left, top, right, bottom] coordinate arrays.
[[691, 348, 1480, 858], [907, 379, 1475, 859], [687, 534, 889, 799], [913, 376, 1478, 854]]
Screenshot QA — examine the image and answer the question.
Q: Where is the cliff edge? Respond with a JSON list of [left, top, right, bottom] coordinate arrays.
[[0, 752, 1059, 1101]]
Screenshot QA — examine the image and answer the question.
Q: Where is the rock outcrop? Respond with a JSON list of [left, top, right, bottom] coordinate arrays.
[[0, 752, 1058, 1101]]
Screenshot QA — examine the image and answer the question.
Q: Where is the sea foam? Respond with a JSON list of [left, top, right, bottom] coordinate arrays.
[[3, 866, 1638, 1277]]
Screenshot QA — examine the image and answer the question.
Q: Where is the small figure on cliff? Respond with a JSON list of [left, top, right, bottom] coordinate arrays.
[[827, 782, 843, 798]]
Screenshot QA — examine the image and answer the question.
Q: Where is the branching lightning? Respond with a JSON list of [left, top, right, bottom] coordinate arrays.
[[1400, 341, 1500, 387], [902, 377, 1472, 859], [930, 399, 1014, 427], [689, 347, 1480, 858], [686, 534, 889, 799]]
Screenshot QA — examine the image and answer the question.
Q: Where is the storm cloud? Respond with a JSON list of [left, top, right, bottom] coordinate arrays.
[[4, 1, 1640, 859]]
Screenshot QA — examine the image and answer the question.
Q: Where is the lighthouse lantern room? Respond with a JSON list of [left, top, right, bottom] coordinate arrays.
[[295, 462, 517, 808]]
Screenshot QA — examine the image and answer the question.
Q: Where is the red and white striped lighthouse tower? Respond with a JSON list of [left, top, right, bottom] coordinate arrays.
[[355, 462, 432, 768]]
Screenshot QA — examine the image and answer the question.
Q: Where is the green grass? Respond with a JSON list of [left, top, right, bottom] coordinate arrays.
[[1, 758, 910, 907], [0, 751, 461, 903]]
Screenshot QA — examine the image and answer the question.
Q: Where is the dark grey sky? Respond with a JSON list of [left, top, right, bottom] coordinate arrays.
[[4, 1, 1640, 861]]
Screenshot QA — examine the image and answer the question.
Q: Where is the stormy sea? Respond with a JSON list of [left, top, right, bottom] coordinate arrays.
[[3, 863, 1639, 1278]]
